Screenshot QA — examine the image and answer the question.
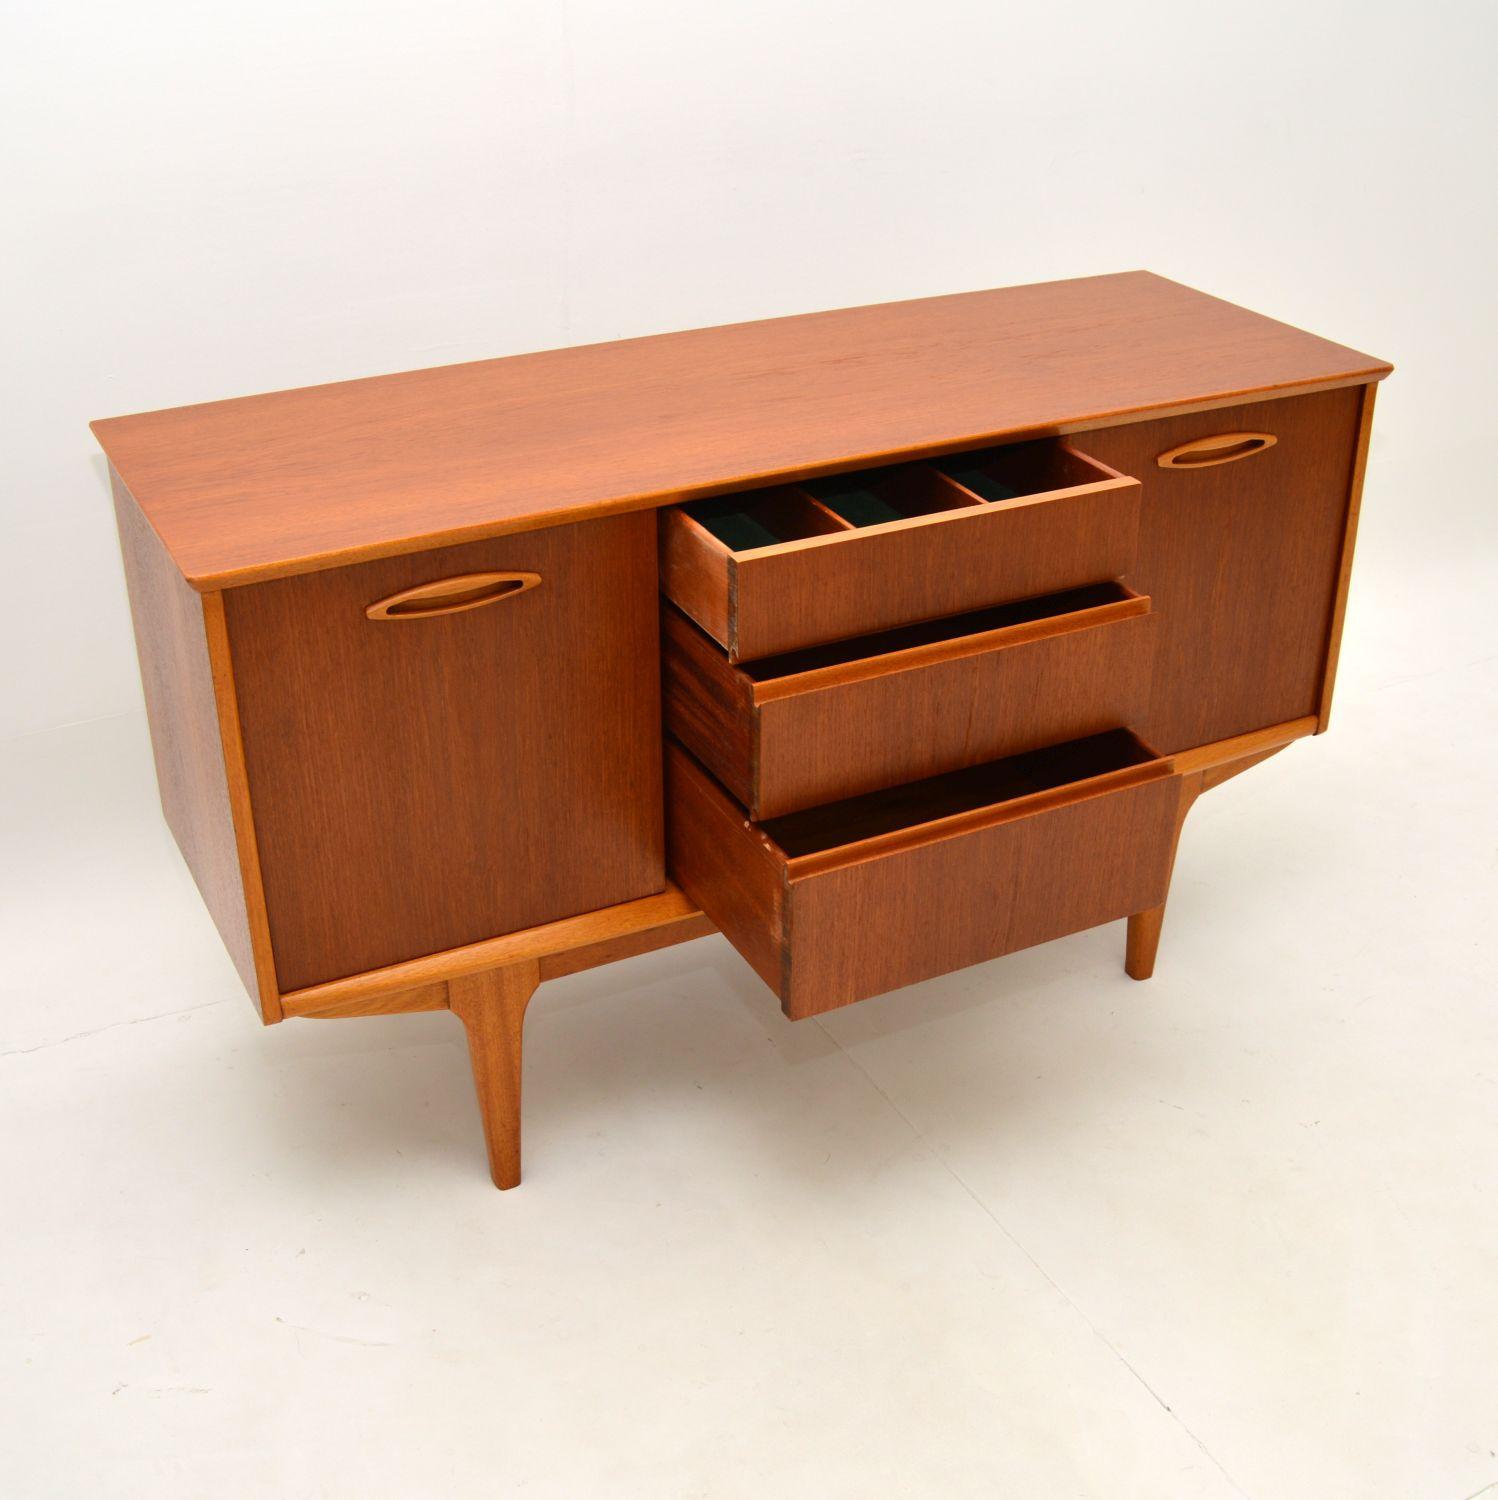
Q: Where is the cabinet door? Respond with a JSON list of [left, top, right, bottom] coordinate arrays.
[[1078, 387, 1363, 753], [225, 512, 663, 991]]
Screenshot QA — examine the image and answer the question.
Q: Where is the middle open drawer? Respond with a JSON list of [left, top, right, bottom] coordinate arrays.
[[664, 581, 1158, 819]]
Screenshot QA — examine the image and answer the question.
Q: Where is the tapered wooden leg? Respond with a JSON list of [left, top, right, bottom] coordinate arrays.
[[1126, 905, 1167, 980], [1124, 769, 1204, 982], [448, 960, 541, 1189]]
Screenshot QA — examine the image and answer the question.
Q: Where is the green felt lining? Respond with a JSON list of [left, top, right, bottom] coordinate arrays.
[[688, 437, 1089, 550], [936, 459, 1020, 503], [803, 479, 911, 527], [686, 499, 794, 551]]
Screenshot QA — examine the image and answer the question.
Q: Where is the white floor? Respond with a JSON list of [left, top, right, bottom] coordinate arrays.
[[3, 527, 1496, 1498]]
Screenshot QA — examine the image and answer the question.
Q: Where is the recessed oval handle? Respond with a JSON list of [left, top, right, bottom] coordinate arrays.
[[1156, 432, 1277, 469], [365, 571, 541, 621]]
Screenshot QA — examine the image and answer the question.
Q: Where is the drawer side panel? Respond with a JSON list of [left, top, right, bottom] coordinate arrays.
[[665, 745, 788, 994], [661, 606, 757, 809]]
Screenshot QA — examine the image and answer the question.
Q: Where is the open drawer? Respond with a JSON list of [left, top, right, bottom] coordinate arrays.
[[667, 731, 1181, 1019], [659, 439, 1141, 661], [664, 581, 1158, 818]]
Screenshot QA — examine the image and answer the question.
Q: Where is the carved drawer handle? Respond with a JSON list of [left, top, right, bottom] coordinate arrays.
[[1156, 432, 1277, 469], [365, 572, 541, 620]]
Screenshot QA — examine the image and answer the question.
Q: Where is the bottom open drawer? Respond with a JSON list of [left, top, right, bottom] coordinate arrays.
[[667, 731, 1182, 1018]]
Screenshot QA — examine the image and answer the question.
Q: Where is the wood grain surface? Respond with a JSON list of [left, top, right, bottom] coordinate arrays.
[[91, 272, 1389, 590], [112, 471, 277, 1014], [1081, 386, 1365, 752], [1317, 382, 1379, 730], [661, 605, 758, 806], [449, 962, 540, 1190], [665, 745, 789, 996], [754, 602, 1157, 819], [666, 737, 1180, 1018], [663, 587, 1158, 818], [276, 883, 711, 1012], [225, 512, 665, 990], [725, 472, 1140, 660], [273, 718, 1314, 1015], [200, 590, 282, 1019], [658, 508, 733, 652], [783, 767, 1179, 1016]]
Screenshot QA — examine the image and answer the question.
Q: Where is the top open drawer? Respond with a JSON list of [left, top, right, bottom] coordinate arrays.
[[659, 438, 1140, 661]]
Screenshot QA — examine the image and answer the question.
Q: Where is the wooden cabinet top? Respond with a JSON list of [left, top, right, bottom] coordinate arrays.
[[92, 271, 1389, 590]]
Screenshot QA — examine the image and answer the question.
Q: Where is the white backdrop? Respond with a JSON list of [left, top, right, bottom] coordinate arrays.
[[3, 0, 1493, 740], [7, 9, 1498, 1494]]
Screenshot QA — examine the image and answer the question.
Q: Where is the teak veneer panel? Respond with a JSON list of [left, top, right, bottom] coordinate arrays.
[[784, 774, 1178, 1016], [225, 512, 665, 990], [721, 474, 1140, 661], [661, 606, 758, 805], [277, 884, 713, 1014], [112, 470, 277, 1014], [666, 741, 1181, 1019], [756, 605, 1158, 819], [90, 272, 1389, 590], [1081, 386, 1365, 753], [663, 591, 1158, 818], [1317, 382, 1378, 731]]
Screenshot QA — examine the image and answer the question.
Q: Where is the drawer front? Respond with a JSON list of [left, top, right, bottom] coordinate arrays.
[[226, 513, 664, 990], [1080, 386, 1364, 752], [661, 439, 1140, 661], [668, 735, 1181, 1019], [664, 584, 1158, 818]]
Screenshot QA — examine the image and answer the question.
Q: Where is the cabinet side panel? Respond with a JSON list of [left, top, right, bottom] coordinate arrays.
[[111, 469, 266, 1010], [1081, 387, 1362, 753], [1316, 382, 1378, 731], [227, 512, 665, 990]]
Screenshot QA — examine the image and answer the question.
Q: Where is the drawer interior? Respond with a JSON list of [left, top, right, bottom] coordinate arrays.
[[675, 437, 1125, 560], [935, 439, 1120, 504], [685, 486, 847, 551], [801, 465, 978, 527], [738, 581, 1140, 682], [760, 729, 1161, 858]]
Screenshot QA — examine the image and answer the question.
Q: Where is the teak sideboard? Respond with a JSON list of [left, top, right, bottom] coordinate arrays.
[[94, 272, 1391, 1189]]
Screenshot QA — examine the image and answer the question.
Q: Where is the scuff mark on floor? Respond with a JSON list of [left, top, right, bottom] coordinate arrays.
[[274, 1316, 391, 1349], [1, 1000, 229, 1058]]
